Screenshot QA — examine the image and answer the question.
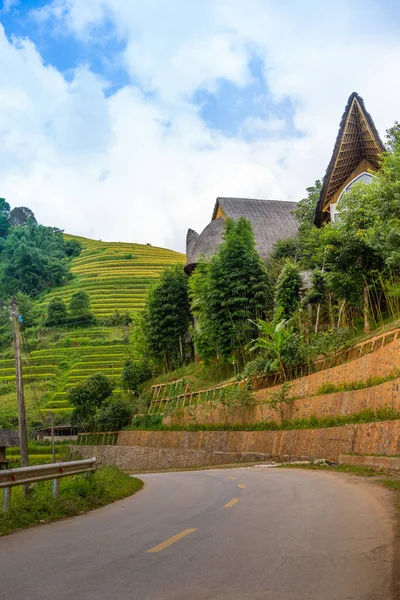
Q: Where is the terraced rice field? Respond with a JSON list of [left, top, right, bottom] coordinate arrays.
[[0, 235, 185, 422], [0, 330, 132, 417], [40, 235, 184, 317]]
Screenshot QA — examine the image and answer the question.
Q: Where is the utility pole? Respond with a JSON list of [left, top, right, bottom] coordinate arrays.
[[11, 298, 29, 471]]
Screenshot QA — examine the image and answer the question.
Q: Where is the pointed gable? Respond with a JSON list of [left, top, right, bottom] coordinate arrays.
[[314, 92, 385, 226]]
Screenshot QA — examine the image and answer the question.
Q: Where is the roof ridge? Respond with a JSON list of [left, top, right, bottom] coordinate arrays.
[[216, 197, 296, 203]]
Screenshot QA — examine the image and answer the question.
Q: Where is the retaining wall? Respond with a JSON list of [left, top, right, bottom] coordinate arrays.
[[170, 377, 400, 426], [256, 336, 400, 401], [169, 337, 400, 427], [75, 419, 400, 470]]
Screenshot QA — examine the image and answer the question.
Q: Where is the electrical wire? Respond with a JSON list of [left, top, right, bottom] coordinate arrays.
[[20, 329, 47, 427]]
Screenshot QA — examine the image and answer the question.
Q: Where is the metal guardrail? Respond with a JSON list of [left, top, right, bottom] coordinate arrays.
[[0, 458, 96, 513]]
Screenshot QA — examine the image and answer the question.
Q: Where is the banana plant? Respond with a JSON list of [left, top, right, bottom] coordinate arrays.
[[247, 306, 293, 380]]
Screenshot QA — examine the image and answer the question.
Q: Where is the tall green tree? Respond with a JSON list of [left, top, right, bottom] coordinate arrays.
[[0, 223, 71, 297], [121, 359, 152, 392], [8, 207, 37, 227], [294, 181, 325, 270], [190, 218, 273, 365], [144, 264, 191, 371], [274, 260, 302, 320], [0, 198, 10, 238]]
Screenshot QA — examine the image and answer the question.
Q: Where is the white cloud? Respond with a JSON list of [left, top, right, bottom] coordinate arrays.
[[1, 0, 18, 13], [2, 1, 400, 252]]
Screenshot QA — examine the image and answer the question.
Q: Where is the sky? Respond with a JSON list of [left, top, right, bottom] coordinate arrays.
[[1, 1, 400, 252]]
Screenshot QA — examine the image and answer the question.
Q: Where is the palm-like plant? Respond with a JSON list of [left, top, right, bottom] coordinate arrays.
[[248, 306, 293, 380]]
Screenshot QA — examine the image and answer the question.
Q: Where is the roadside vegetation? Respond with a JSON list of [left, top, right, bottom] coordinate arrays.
[[0, 466, 143, 536]]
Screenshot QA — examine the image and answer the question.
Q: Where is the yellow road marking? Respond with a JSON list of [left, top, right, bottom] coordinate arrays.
[[147, 528, 197, 553], [224, 498, 240, 508], [238, 484, 246, 489], [227, 476, 237, 480]]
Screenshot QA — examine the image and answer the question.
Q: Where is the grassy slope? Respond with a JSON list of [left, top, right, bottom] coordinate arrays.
[[42, 235, 184, 317], [0, 235, 184, 422]]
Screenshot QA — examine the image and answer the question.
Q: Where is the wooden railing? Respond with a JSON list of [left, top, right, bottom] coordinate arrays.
[[148, 326, 400, 413], [77, 432, 119, 446]]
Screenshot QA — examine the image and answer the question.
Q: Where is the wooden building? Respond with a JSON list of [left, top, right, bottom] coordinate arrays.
[[0, 429, 19, 470], [314, 92, 385, 227], [185, 197, 298, 274], [185, 92, 385, 272]]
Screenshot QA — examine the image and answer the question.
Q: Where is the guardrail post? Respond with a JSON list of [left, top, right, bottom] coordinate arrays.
[[52, 479, 59, 499], [2, 486, 11, 512]]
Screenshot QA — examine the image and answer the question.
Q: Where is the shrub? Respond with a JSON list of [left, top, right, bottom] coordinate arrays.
[[240, 354, 271, 379], [68, 373, 115, 425], [46, 297, 68, 326], [64, 239, 82, 258], [103, 310, 132, 327], [96, 400, 132, 431], [268, 382, 294, 423], [121, 359, 152, 392], [69, 290, 91, 318]]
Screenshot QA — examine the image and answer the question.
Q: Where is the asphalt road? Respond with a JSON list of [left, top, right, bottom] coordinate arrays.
[[0, 468, 394, 600]]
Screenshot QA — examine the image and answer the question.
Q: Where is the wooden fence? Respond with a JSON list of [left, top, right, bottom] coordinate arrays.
[[148, 326, 400, 414], [77, 432, 119, 446]]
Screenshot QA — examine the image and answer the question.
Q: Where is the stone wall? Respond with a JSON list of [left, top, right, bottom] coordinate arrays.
[[75, 419, 400, 470], [170, 377, 400, 426], [168, 337, 400, 427]]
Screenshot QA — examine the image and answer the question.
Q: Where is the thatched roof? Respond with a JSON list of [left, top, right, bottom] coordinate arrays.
[[185, 197, 298, 274], [185, 218, 226, 274], [0, 430, 19, 447], [315, 92, 385, 227], [186, 228, 200, 257]]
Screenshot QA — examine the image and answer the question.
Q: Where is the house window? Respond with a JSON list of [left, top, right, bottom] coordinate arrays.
[[330, 172, 374, 222]]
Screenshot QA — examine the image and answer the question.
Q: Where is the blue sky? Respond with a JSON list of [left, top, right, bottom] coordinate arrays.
[[1, 0, 400, 249], [1, 1, 300, 140]]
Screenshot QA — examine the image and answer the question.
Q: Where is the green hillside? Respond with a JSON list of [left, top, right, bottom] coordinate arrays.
[[40, 235, 184, 317], [0, 235, 184, 424]]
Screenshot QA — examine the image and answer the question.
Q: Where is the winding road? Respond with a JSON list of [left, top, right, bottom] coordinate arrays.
[[0, 467, 395, 599]]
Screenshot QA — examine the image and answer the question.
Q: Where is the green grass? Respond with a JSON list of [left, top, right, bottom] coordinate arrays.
[[146, 362, 231, 393], [0, 466, 143, 536], [316, 369, 400, 395]]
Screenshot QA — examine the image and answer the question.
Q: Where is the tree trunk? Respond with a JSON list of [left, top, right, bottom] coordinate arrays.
[[327, 294, 335, 329], [337, 300, 346, 328], [314, 303, 321, 333], [179, 336, 184, 364], [363, 283, 371, 334], [305, 303, 312, 344]]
